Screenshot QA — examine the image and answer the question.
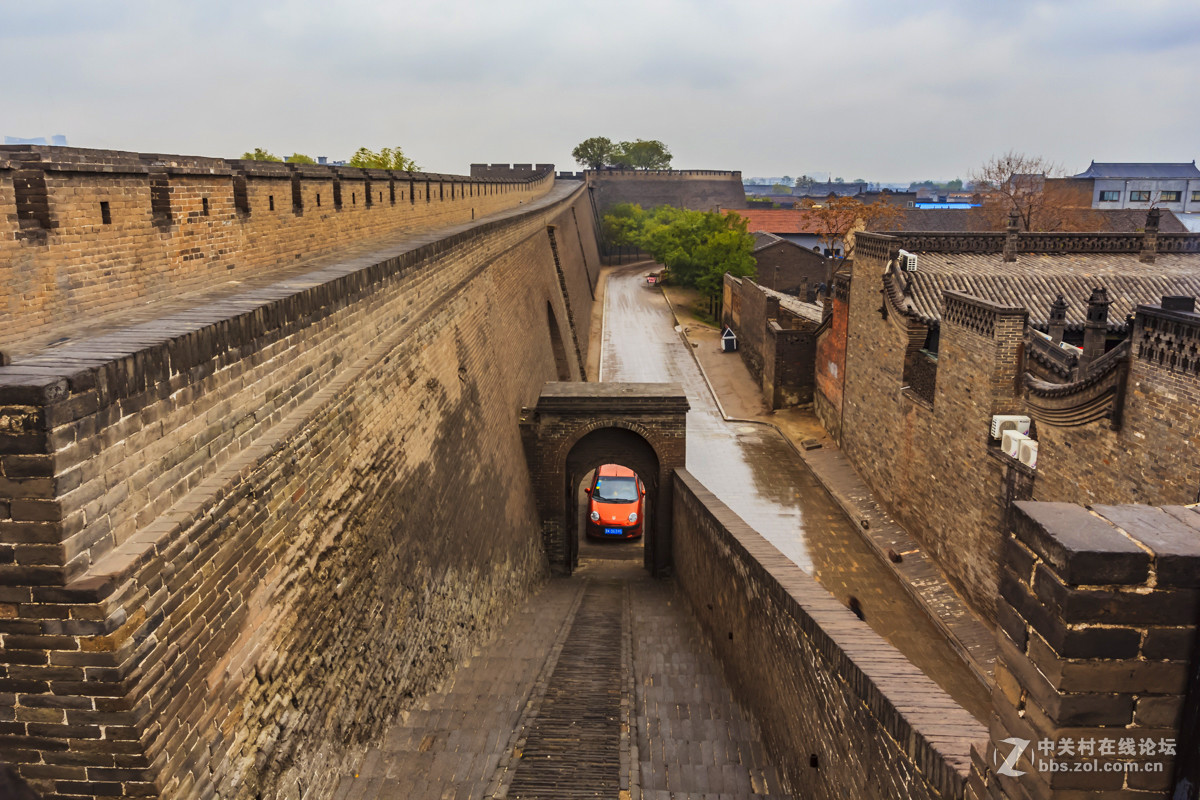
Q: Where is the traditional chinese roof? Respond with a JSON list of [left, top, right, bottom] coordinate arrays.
[[1074, 161, 1200, 179], [872, 209, 1189, 235], [882, 251, 1200, 332]]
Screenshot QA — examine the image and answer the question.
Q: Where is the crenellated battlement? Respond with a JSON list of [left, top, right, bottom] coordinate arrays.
[[0, 145, 555, 357]]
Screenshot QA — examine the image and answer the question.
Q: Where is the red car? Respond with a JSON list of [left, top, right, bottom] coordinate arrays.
[[585, 464, 646, 539]]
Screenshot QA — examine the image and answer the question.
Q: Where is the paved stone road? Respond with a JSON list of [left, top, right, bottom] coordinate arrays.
[[333, 555, 791, 799]]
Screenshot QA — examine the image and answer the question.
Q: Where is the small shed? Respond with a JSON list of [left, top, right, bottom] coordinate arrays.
[[721, 327, 738, 352]]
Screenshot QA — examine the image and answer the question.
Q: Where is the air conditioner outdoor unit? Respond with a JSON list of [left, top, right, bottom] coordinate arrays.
[[1002, 430, 1030, 458], [898, 249, 918, 271], [1018, 439, 1039, 469], [990, 414, 1031, 439]]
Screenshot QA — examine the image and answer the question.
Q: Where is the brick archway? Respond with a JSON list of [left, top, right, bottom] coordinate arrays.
[[520, 383, 688, 576]]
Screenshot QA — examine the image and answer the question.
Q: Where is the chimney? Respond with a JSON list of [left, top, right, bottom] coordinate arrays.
[[1002, 210, 1019, 262], [1140, 207, 1160, 264], [1161, 295, 1197, 314], [1048, 294, 1068, 344], [1082, 287, 1111, 364]]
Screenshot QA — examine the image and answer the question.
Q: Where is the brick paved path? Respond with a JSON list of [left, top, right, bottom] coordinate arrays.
[[332, 556, 792, 799]]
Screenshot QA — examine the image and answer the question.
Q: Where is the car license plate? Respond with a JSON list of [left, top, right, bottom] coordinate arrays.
[[604, 527, 623, 536]]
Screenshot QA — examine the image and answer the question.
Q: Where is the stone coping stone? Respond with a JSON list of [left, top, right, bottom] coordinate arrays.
[[1093, 504, 1200, 588], [1012, 501, 1149, 586], [534, 382, 689, 414]]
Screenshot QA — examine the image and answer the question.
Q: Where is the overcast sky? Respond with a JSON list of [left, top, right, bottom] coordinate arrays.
[[2, 1, 1198, 182]]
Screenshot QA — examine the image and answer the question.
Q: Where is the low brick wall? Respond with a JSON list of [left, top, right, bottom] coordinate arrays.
[[672, 469, 984, 800]]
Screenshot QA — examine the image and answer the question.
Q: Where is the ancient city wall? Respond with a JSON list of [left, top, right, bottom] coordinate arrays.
[[0, 146, 553, 358], [0, 169, 599, 799], [585, 169, 746, 212], [672, 470, 984, 800]]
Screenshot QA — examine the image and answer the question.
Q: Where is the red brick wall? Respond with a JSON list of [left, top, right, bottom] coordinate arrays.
[[814, 279, 849, 440]]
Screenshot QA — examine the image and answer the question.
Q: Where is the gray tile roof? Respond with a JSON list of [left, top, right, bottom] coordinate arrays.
[[884, 251, 1200, 331], [1074, 161, 1200, 179], [875, 208, 1190, 234]]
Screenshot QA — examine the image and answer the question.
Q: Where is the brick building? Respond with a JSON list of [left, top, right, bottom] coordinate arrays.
[[723, 275, 822, 408], [815, 214, 1200, 619], [749, 231, 831, 299]]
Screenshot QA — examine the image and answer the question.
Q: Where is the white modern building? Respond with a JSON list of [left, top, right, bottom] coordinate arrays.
[[1075, 161, 1200, 214]]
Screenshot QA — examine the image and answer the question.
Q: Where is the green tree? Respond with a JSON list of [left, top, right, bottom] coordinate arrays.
[[572, 137, 616, 170], [241, 148, 281, 162], [287, 153, 317, 165], [613, 139, 673, 170], [349, 146, 419, 171], [604, 204, 754, 309], [771, 183, 792, 194], [602, 202, 647, 246]]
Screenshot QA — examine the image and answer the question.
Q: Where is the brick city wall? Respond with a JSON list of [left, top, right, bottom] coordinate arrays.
[[0, 178, 600, 799], [814, 272, 850, 441], [672, 470, 984, 800], [585, 169, 746, 213], [0, 146, 553, 358], [970, 501, 1200, 799], [469, 163, 555, 179]]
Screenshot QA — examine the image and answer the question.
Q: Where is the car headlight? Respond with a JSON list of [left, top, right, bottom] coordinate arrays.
[[628, 512, 638, 523], [590, 510, 600, 521]]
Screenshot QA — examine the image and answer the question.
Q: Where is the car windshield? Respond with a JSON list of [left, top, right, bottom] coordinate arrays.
[[594, 476, 638, 503]]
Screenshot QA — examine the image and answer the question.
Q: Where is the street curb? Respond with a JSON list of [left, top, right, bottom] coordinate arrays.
[[657, 284, 730, 420], [663, 285, 991, 694]]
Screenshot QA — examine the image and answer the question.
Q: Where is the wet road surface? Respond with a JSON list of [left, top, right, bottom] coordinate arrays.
[[600, 265, 990, 720]]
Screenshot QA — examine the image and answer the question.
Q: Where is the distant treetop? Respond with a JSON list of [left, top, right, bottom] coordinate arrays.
[[241, 148, 281, 162], [573, 137, 672, 170], [348, 146, 419, 172]]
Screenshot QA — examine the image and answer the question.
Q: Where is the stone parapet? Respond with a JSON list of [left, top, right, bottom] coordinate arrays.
[[973, 501, 1200, 799], [673, 469, 985, 800]]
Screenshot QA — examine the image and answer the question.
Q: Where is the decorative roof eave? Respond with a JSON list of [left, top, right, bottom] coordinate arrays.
[[880, 262, 929, 325], [1024, 341, 1129, 428]]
